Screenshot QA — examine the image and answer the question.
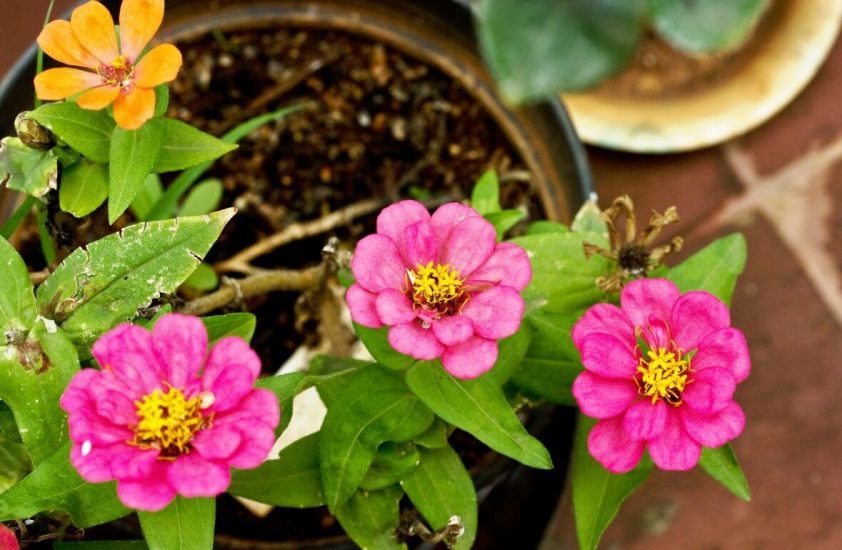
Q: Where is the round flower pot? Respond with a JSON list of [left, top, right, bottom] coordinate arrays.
[[0, 0, 594, 547], [563, 0, 842, 153]]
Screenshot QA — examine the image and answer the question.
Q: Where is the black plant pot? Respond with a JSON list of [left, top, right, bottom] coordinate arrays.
[[0, 1, 594, 548]]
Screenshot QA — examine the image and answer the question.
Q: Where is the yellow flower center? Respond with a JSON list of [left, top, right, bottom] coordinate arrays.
[[131, 387, 211, 459], [406, 262, 468, 319], [98, 55, 134, 87], [635, 347, 691, 406]]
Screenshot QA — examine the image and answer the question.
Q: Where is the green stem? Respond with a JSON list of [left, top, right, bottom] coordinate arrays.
[[0, 196, 37, 239], [34, 0, 56, 108]]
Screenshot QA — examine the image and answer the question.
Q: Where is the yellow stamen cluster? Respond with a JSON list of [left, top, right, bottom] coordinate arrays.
[[636, 347, 690, 406], [408, 262, 464, 306], [98, 55, 133, 86], [131, 387, 209, 458]]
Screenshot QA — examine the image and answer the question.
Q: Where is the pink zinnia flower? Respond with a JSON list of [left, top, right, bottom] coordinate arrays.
[[60, 314, 279, 511], [0, 524, 19, 550], [347, 200, 531, 379], [572, 278, 750, 473]]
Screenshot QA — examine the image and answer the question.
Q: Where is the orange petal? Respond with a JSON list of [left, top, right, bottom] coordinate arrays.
[[133, 44, 182, 88], [119, 0, 164, 62], [70, 1, 120, 65], [77, 85, 120, 110], [34, 68, 101, 100], [37, 20, 99, 69], [113, 86, 156, 130]]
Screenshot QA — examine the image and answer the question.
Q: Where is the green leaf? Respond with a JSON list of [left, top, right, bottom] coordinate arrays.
[[0, 441, 129, 528], [648, 0, 768, 53], [361, 442, 420, 491], [129, 174, 164, 220], [229, 432, 324, 507], [59, 159, 108, 218], [36, 209, 235, 347], [0, 236, 37, 335], [334, 485, 405, 550], [412, 419, 449, 449], [146, 105, 303, 220], [179, 178, 223, 217], [0, 137, 58, 197], [405, 361, 551, 469], [138, 496, 215, 550], [571, 199, 608, 237], [0, 324, 79, 465], [154, 85, 170, 118], [401, 445, 477, 550], [28, 102, 114, 163], [0, 424, 31, 493], [320, 367, 434, 509], [201, 312, 256, 343], [475, 0, 644, 102], [699, 444, 751, 501], [572, 416, 652, 550], [354, 323, 415, 370], [485, 209, 525, 239], [183, 262, 219, 292], [526, 220, 569, 235], [153, 119, 237, 173], [108, 122, 165, 223], [666, 233, 747, 305], [470, 170, 500, 215], [510, 232, 611, 314], [484, 324, 533, 386]]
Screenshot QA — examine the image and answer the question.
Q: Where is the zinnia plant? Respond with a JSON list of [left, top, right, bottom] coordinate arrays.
[[60, 313, 279, 511], [0, 0, 754, 548]]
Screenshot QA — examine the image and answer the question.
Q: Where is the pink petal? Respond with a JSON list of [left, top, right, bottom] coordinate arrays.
[[92, 324, 165, 394], [215, 388, 280, 429], [90, 373, 136, 425], [440, 335, 498, 379], [193, 424, 243, 461], [671, 291, 731, 351], [388, 323, 443, 360], [351, 234, 407, 292], [431, 315, 474, 346], [62, 372, 134, 444], [579, 332, 639, 379], [681, 401, 745, 448], [375, 289, 416, 326], [572, 303, 635, 351], [70, 442, 118, 483], [647, 411, 701, 471], [169, 454, 231, 498], [151, 314, 207, 388], [693, 328, 751, 383], [622, 399, 668, 441], [467, 243, 532, 291], [403, 219, 438, 267], [346, 284, 383, 328], [587, 417, 645, 473], [461, 286, 524, 340], [682, 367, 736, 415], [376, 200, 431, 264], [202, 337, 261, 413], [430, 202, 480, 244], [572, 371, 638, 419], [110, 446, 160, 480], [227, 421, 277, 469], [116, 462, 175, 511], [620, 278, 680, 328], [439, 216, 496, 277]]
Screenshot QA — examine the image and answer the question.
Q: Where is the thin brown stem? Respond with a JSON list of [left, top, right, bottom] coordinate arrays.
[[179, 265, 325, 316], [214, 198, 384, 274]]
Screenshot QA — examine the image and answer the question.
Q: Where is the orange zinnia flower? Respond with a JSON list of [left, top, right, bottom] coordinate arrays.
[[34, 0, 182, 130]]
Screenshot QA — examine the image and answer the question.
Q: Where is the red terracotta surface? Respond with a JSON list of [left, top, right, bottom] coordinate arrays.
[[3, 2, 842, 549]]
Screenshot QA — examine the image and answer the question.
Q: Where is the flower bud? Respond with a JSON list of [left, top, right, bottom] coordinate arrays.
[[14, 112, 54, 150]]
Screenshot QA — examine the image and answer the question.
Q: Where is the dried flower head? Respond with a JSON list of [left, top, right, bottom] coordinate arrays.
[[583, 195, 684, 293], [34, 0, 182, 130], [60, 314, 280, 511]]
